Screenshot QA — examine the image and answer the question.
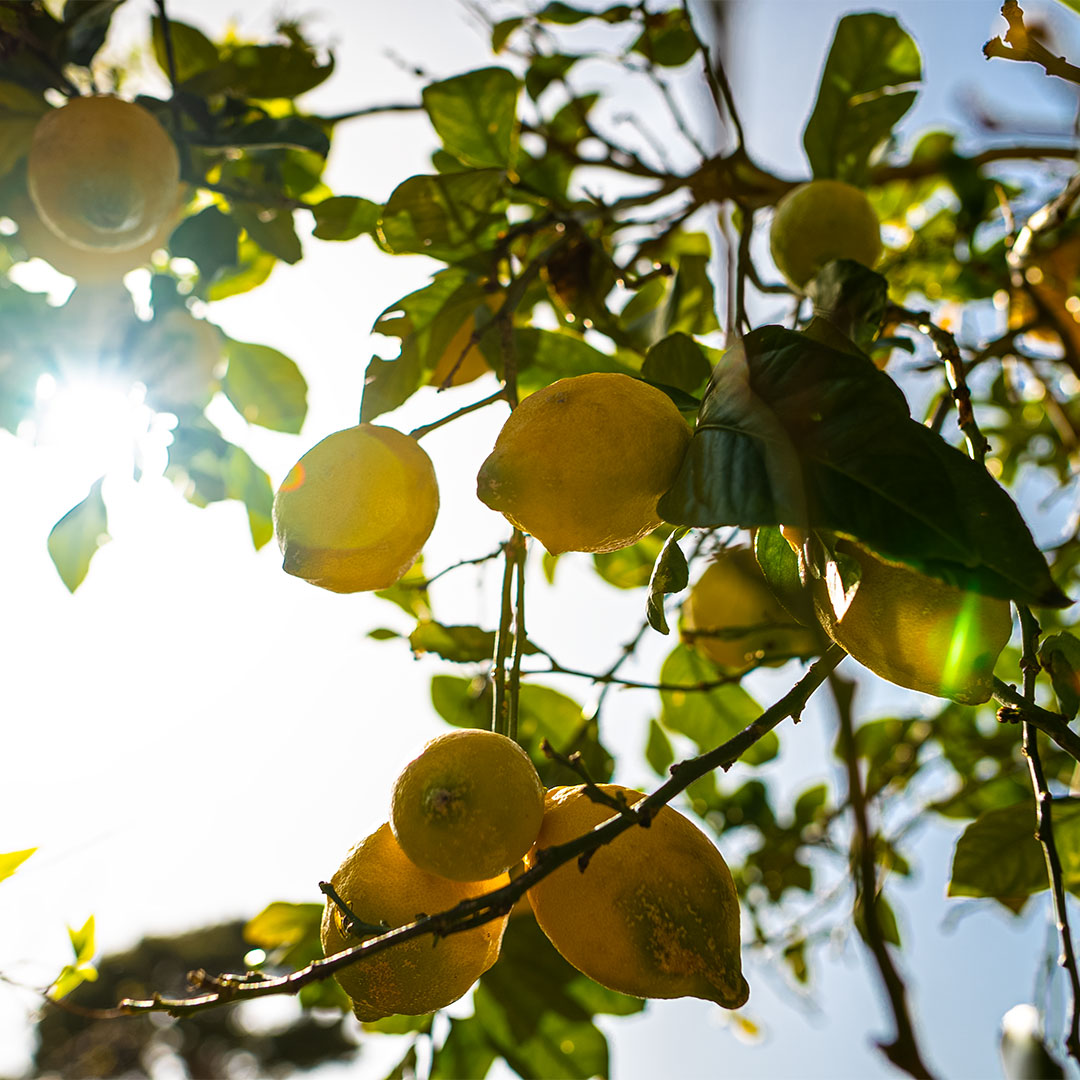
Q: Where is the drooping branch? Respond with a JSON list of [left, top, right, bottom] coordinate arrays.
[[992, 677, 1080, 763], [831, 674, 938, 1080], [1017, 606, 1080, 1063], [66, 646, 844, 1019]]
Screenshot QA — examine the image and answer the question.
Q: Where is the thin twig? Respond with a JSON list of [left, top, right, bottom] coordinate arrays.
[[886, 304, 990, 463], [508, 533, 527, 744], [681, 0, 745, 149], [69, 647, 844, 1019], [993, 678, 1080, 763], [984, 1, 1080, 87], [1018, 606, 1080, 1063], [409, 548, 505, 590], [491, 537, 518, 736], [831, 673, 937, 1080], [409, 388, 507, 440]]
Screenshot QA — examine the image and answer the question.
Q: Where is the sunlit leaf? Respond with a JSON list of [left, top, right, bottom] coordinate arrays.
[[0, 848, 36, 884], [423, 67, 519, 170], [803, 13, 921, 183], [48, 477, 110, 592], [222, 339, 308, 433], [151, 16, 219, 83], [646, 528, 689, 634], [312, 195, 380, 241]]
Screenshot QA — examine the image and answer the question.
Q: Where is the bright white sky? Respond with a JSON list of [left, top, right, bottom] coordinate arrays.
[[1, 2, 1077, 1078]]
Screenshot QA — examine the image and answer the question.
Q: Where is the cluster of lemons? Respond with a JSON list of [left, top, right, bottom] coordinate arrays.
[[24, 93, 1017, 1019], [321, 728, 748, 1020]]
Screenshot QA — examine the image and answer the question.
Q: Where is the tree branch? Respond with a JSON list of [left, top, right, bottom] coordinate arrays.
[[72, 647, 844, 1019], [831, 673, 938, 1080], [984, 1, 1080, 87], [1017, 606, 1080, 1063]]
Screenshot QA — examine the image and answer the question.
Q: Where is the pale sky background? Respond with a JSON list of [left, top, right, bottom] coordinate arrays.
[[1, 2, 1078, 1079]]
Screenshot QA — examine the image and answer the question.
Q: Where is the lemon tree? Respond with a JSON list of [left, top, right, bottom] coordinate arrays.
[[8, 2, 1080, 1079]]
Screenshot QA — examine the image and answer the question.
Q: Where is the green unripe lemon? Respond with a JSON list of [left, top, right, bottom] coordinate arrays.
[[769, 179, 882, 289]]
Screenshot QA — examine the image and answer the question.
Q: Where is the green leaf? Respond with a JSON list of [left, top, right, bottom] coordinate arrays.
[[666, 253, 720, 337], [1039, 632, 1080, 721], [855, 891, 901, 947], [312, 195, 380, 241], [948, 798, 1080, 912], [48, 478, 110, 592], [658, 326, 1068, 607], [646, 528, 689, 634], [632, 9, 698, 67], [423, 67, 519, 170], [222, 339, 308, 433], [50, 915, 97, 1001], [491, 17, 524, 52], [805, 260, 888, 352], [379, 170, 507, 263], [231, 205, 302, 264], [185, 41, 334, 98], [62, 1, 122, 66], [151, 16, 219, 83], [244, 900, 323, 950], [219, 116, 330, 156], [169, 206, 241, 283], [410, 622, 496, 663], [592, 530, 669, 590], [432, 1017, 499, 1080], [511, 327, 637, 395], [0, 848, 36, 884], [525, 54, 577, 100], [375, 559, 432, 619], [641, 333, 712, 396], [166, 423, 274, 549], [1052, 0, 1080, 13], [0, 81, 47, 180], [803, 13, 922, 184], [645, 717, 674, 775], [753, 526, 817, 627], [659, 644, 777, 764]]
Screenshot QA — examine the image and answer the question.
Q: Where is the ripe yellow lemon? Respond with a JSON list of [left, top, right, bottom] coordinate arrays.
[[792, 534, 1013, 705], [10, 190, 182, 282], [769, 179, 882, 289], [320, 823, 509, 1021], [525, 785, 749, 1009], [28, 96, 180, 253], [273, 424, 439, 593], [681, 547, 819, 673], [391, 729, 545, 882], [476, 373, 690, 554]]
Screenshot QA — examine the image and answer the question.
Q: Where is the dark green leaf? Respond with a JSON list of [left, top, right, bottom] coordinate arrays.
[[646, 528, 689, 634], [525, 54, 577, 100], [659, 644, 777, 764], [1039, 632, 1080, 721], [379, 170, 506, 263], [431, 1016, 498, 1080], [803, 13, 922, 183], [658, 326, 1068, 607], [753, 525, 817, 627], [62, 1, 122, 66], [491, 18, 524, 52], [632, 10, 698, 67], [855, 891, 901, 947], [231, 205, 302, 264], [645, 717, 675, 775], [423, 67, 519, 170], [312, 195, 380, 241], [222, 338, 308, 433], [537, 2, 593, 23], [151, 16, 218, 83], [641, 333, 712, 396], [169, 206, 241, 283], [218, 116, 330, 156], [805, 260, 888, 351], [186, 42, 334, 98], [48, 478, 110, 592], [410, 622, 496, 663], [382, 1045, 420, 1080]]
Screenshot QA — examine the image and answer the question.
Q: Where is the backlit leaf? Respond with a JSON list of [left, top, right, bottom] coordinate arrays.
[[48, 477, 110, 592], [803, 13, 921, 183], [222, 339, 308, 433], [423, 67, 519, 170], [646, 528, 689, 634], [312, 195, 380, 241], [0, 848, 36, 884]]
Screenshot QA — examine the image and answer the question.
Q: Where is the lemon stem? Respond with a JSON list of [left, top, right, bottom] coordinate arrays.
[[491, 535, 518, 736], [508, 532, 527, 744]]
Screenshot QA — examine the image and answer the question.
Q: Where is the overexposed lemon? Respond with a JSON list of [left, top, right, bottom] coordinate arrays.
[[391, 729, 545, 882], [803, 536, 1013, 705], [526, 784, 749, 1008], [769, 179, 882, 289], [320, 823, 509, 1021], [476, 372, 690, 554], [681, 547, 819, 673], [273, 424, 439, 593], [28, 95, 180, 253]]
